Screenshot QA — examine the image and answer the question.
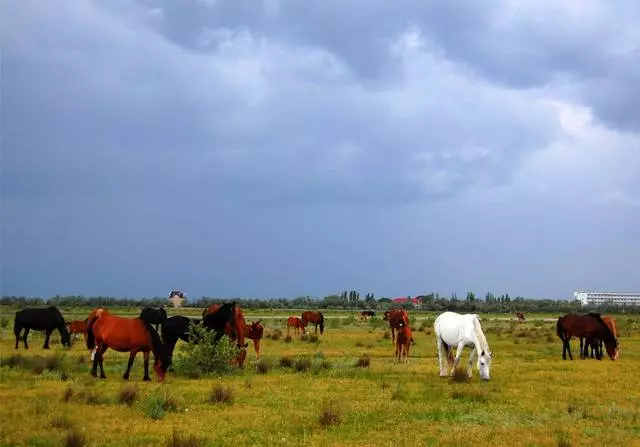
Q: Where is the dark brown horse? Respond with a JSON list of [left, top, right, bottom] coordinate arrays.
[[515, 312, 526, 321], [301, 311, 324, 335], [86, 311, 170, 381], [581, 315, 619, 359], [203, 302, 249, 367], [556, 313, 619, 361], [383, 309, 410, 343]]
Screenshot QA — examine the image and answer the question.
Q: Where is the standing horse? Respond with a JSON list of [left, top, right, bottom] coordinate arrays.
[[160, 316, 201, 365], [556, 313, 619, 361], [434, 311, 493, 380], [395, 322, 414, 363], [86, 313, 170, 381], [301, 311, 325, 335], [66, 319, 89, 344], [139, 307, 167, 332], [287, 317, 306, 337], [14, 307, 71, 350], [580, 315, 619, 359], [203, 302, 249, 367], [383, 309, 410, 343], [359, 310, 376, 321], [244, 320, 264, 359], [515, 312, 526, 321]]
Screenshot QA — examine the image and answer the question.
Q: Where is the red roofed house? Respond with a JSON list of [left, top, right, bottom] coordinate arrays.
[[392, 297, 423, 309]]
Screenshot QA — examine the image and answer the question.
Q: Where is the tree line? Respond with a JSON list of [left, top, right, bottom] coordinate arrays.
[[1, 292, 638, 314]]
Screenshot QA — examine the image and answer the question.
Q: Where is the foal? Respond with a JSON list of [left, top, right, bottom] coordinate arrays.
[[395, 322, 414, 363]]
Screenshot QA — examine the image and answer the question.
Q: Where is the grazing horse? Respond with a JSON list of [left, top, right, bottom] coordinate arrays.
[[161, 316, 202, 365], [359, 310, 376, 321], [86, 313, 170, 381], [434, 311, 493, 380], [14, 307, 71, 350], [395, 322, 414, 363], [383, 309, 410, 343], [66, 319, 89, 343], [244, 320, 264, 359], [515, 312, 526, 321], [203, 302, 249, 367], [139, 307, 167, 332], [301, 311, 325, 335], [556, 313, 619, 361], [287, 317, 306, 337]]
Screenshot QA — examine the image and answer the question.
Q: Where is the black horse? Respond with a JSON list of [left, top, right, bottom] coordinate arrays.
[[139, 307, 168, 332], [161, 316, 202, 366], [202, 301, 237, 343], [14, 306, 71, 350]]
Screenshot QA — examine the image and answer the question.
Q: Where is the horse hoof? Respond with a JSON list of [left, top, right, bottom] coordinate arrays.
[[100, 375, 107, 379], [122, 376, 129, 380], [143, 377, 151, 382]]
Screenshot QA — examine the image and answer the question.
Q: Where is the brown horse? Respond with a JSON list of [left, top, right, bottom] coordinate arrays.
[[244, 320, 264, 359], [582, 315, 619, 359], [66, 319, 89, 343], [203, 303, 249, 366], [287, 317, 306, 337], [301, 311, 324, 335], [359, 310, 376, 321], [383, 309, 410, 343], [515, 312, 526, 321], [395, 322, 414, 363], [86, 313, 170, 381], [556, 313, 619, 361]]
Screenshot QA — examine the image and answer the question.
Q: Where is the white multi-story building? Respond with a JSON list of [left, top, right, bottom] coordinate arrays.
[[574, 290, 640, 307]]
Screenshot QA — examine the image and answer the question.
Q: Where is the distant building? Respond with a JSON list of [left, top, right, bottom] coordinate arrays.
[[392, 297, 423, 309], [574, 290, 640, 307]]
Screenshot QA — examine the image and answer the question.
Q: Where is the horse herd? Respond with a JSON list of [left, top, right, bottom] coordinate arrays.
[[10, 305, 621, 382]]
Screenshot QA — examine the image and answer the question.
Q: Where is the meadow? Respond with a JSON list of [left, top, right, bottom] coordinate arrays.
[[1, 306, 639, 447]]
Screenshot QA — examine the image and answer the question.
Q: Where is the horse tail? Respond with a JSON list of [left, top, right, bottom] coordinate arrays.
[[141, 319, 170, 368], [556, 317, 565, 341], [319, 312, 324, 335], [86, 317, 98, 350]]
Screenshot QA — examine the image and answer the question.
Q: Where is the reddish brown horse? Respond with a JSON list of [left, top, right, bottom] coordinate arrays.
[[301, 311, 325, 335], [395, 322, 414, 363], [66, 319, 89, 343], [203, 303, 250, 366], [244, 320, 264, 359], [287, 316, 306, 337], [582, 315, 620, 359], [86, 312, 170, 381], [556, 313, 619, 361], [383, 309, 410, 343], [515, 312, 526, 321]]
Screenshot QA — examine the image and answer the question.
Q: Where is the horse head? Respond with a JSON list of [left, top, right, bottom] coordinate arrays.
[[478, 350, 492, 380]]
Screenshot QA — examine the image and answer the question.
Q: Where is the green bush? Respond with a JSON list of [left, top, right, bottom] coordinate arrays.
[[172, 322, 239, 377]]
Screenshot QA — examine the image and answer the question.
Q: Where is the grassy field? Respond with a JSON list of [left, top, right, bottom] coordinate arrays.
[[0, 307, 639, 447]]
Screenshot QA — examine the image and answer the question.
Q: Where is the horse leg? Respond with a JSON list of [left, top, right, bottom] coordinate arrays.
[[451, 342, 466, 375], [14, 324, 22, 349], [43, 329, 52, 349], [23, 328, 30, 350], [97, 345, 107, 379], [142, 351, 151, 381], [565, 337, 574, 361], [436, 336, 450, 377], [123, 351, 137, 380], [579, 338, 584, 359], [467, 347, 476, 378]]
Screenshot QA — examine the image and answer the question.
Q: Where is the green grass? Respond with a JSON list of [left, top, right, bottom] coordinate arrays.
[[1, 308, 639, 446]]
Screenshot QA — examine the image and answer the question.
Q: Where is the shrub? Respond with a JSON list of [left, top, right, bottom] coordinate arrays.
[[451, 367, 470, 383], [62, 386, 74, 402], [166, 430, 204, 447], [382, 330, 391, 340], [173, 323, 239, 376], [319, 401, 341, 428], [117, 386, 138, 406], [355, 355, 370, 368], [144, 390, 180, 419], [0, 317, 9, 329], [280, 356, 294, 368], [308, 334, 319, 344], [255, 360, 269, 375], [51, 415, 73, 429], [283, 335, 292, 343], [391, 384, 406, 401], [0, 354, 28, 368], [65, 428, 86, 447], [210, 385, 233, 404], [270, 329, 283, 341], [294, 357, 311, 373]]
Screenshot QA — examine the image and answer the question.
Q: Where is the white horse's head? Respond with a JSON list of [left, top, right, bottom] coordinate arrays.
[[478, 350, 492, 380]]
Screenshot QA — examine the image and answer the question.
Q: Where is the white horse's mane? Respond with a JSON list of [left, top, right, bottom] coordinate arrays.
[[471, 315, 491, 354]]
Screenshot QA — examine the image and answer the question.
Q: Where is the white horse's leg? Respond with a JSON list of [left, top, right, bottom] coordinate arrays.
[[436, 335, 448, 377], [451, 342, 466, 374], [467, 347, 476, 378]]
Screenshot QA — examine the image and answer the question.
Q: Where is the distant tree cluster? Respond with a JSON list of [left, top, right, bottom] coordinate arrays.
[[1, 292, 638, 314]]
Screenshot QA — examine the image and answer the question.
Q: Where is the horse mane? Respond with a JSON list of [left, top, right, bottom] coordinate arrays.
[[471, 315, 490, 354], [318, 311, 324, 334], [140, 319, 170, 368], [587, 312, 616, 342]]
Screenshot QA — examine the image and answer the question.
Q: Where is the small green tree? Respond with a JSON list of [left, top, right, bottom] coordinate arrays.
[[173, 322, 240, 377]]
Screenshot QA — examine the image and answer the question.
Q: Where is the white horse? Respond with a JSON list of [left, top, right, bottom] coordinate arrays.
[[434, 311, 493, 380]]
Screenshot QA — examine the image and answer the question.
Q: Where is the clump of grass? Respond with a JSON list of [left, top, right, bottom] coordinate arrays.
[[0, 353, 28, 368], [144, 391, 180, 420], [451, 368, 470, 383], [83, 389, 103, 405], [51, 415, 74, 429], [166, 430, 204, 447], [391, 383, 406, 401], [381, 381, 391, 390], [60, 370, 71, 381], [269, 329, 283, 341], [280, 356, 294, 368], [64, 428, 86, 447], [382, 330, 391, 340], [294, 357, 311, 373], [308, 334, 319, 344], [117, 385, 138, 406], [355, 341, 364, 347], [210, 385, 233, 404], [451, 390, 489, 403], [319, 401, 341, 428], [556, 432, 572, 447], [255, 360, 269, 375], [62, 386, 74, 402], [300, 334, 310, 342], [0, 317, 9, 329], [318, 359, 332, 370], [31, 357, 47, 374], [244, 379, 252, 389], [77, 355, 87, 365], [355, 355, 370, 368], [283, 334, 292, 343]]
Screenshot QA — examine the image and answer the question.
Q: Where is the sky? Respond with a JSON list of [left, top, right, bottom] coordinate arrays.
[[2, 0, 639, 300]]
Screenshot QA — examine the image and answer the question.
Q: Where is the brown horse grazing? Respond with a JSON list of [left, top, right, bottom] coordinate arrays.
[[556, 313, 619, 361], [383, 309, 410, 343], [515, 312, 526, 321], [86, 313, 170, 381], [301, 311, 324, 335], [395, 322, 414, 363], [66, 319, 89, 343], [581, 315, 619, 359], [287, 317, 306, 337], [203, 303, 249, 367]]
